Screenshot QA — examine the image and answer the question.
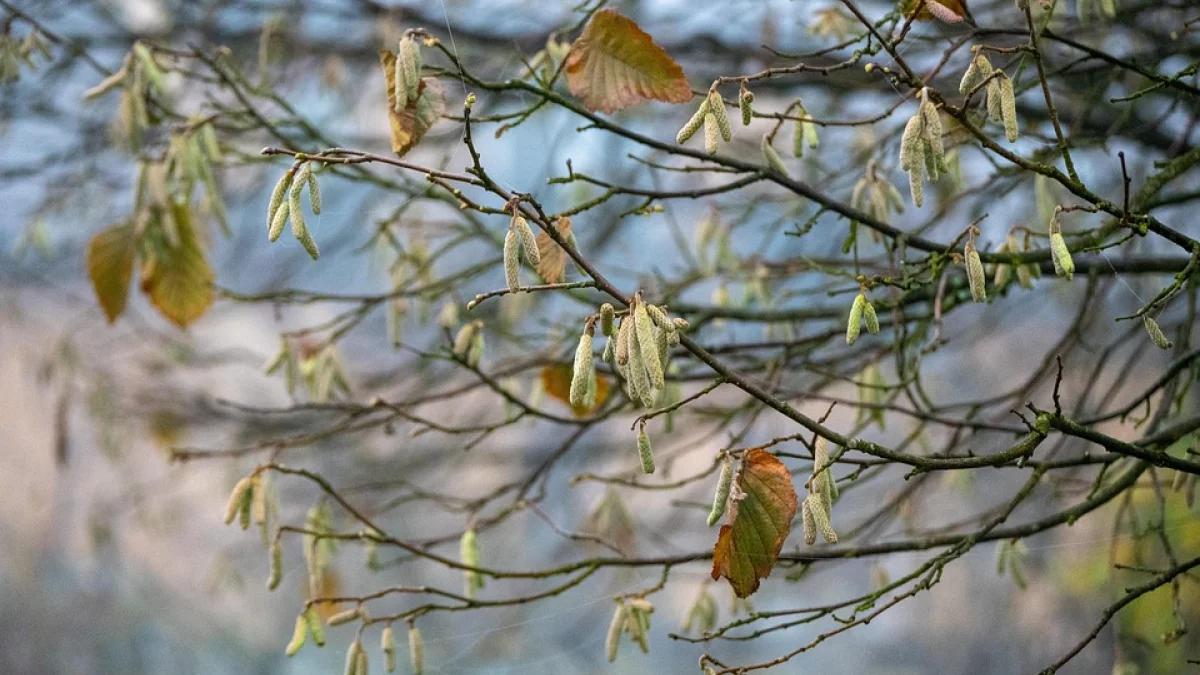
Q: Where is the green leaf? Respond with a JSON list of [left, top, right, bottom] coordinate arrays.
[[139, 203, 214, 328], [86, 224, 136, 323], [379, 50, 444, 157], [565, 9, 692, 114], [711, 449, 798, 598]]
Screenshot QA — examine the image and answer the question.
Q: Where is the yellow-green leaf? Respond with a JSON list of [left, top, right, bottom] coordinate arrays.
[[565, 9, 692, 114], [140, 203, 214, 328], [711, 449, 798, 598], [380, 50, 444, 157], [87, 224, 136, 323]]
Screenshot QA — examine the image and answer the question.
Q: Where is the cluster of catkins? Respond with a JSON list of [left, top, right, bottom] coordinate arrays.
[[899, 88, 946, 208], [569, 296, 688, 473], [267, 160, 322, 260], [605, 597, 655, 662], [802, 437, 839, 544], [959, 49, 1019, 143], [392, 33, 423, 111]]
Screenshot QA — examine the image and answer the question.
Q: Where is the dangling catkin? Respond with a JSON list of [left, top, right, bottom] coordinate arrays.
[[511, 215, 540, 266], [707, 90, 732, 142], [761, 135, 789, 176], [285, 614, 307, 657], [615, 316, 632, 366], [305, 605, 326, 646], [637, 426, 655, 474], [460, 527, 484, 598], [1144, 315, 1173, 349], [676, 98, 709, 144], [739, 88, 754, 126], [633, 299, 664, 390], [965, 240, 986, 302], [306, 166, 322, 214], [570, 327, 595, 407], [605, 601, 627, 663], [863, 298, 880, 334], [502, 229, 520, 292], [599, 303, 616, 337], [268, 538, 283, 590], [267, 172, 292, 241], [400, 36, 421, 103], [706, 455, 734, 526], [1048, 215, 1074, 280], [408, 624, 423, 675], [703, 113, 719, 155], [846, 292, 866, 345], [381, 626, 397, 673], [999, 74, 1019, 142], [801, 497, 817, 545], [224, 476, 253, 525], [344, 640, 362, 675]]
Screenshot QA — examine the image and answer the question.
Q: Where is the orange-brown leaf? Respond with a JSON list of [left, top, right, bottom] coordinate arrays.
[[565, 9, 692, 113], [380, 50, 445, 157], [86, 224, 136, 323], [541, 363, 610, 417], [535, 217, 573, 283], [711, 449, 798, 598]]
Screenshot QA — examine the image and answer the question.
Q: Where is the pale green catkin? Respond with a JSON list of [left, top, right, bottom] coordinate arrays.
[[408, 624, 424, 675], [802, 497, 816, 545], [676, 97, 709, 144], [810, 494, 839, 543], [345, 640, 363, 675], [646, 304, 673, 333], [846, 293, 866, 345], [224, 476, 253, 525], [739, 88, 754, 126], [329, 607, 362, 626], [512, 215, 540, 266], [627, 328, 653, 407], [306, 167, 322, 214], [267, 172, 292, 240], [268, 538, 283, 590], [569, 328, 595, 407], [706, 455, 734, 526], [863, 298, 880, 334], [959, 50, 993, 95], [637, 427, 655, 474], [602, 334, 615, 364], [999, 75, 1019, 142], [502, 229, 520, 291], [460, 527, 484, 597], [381, 626, 397, 673], [634, 300, 665, 390], [599, 303, 616, 336], [703, 113, 719, 155], [987, 78, 1004, 122], [1144, 315, 1173, 349], [392, 44, 408, 111], [707, 90, 732, 142], [965, 241, 987, 303], [1050, 231, 1074, 280], [400, 36, 421, 103], [289, 189, 320, 260], [761, 135, 789, 176], [356, 647, 368, 675], [285, 614, 307, 657], [605, 601, 627, 663], [615, 316, 632, 366], [305, 605, 326, 646], [251, 473, 268, 525]]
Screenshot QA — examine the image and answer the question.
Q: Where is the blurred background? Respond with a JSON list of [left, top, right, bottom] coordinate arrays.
[[2, 0, 1199, 674]]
